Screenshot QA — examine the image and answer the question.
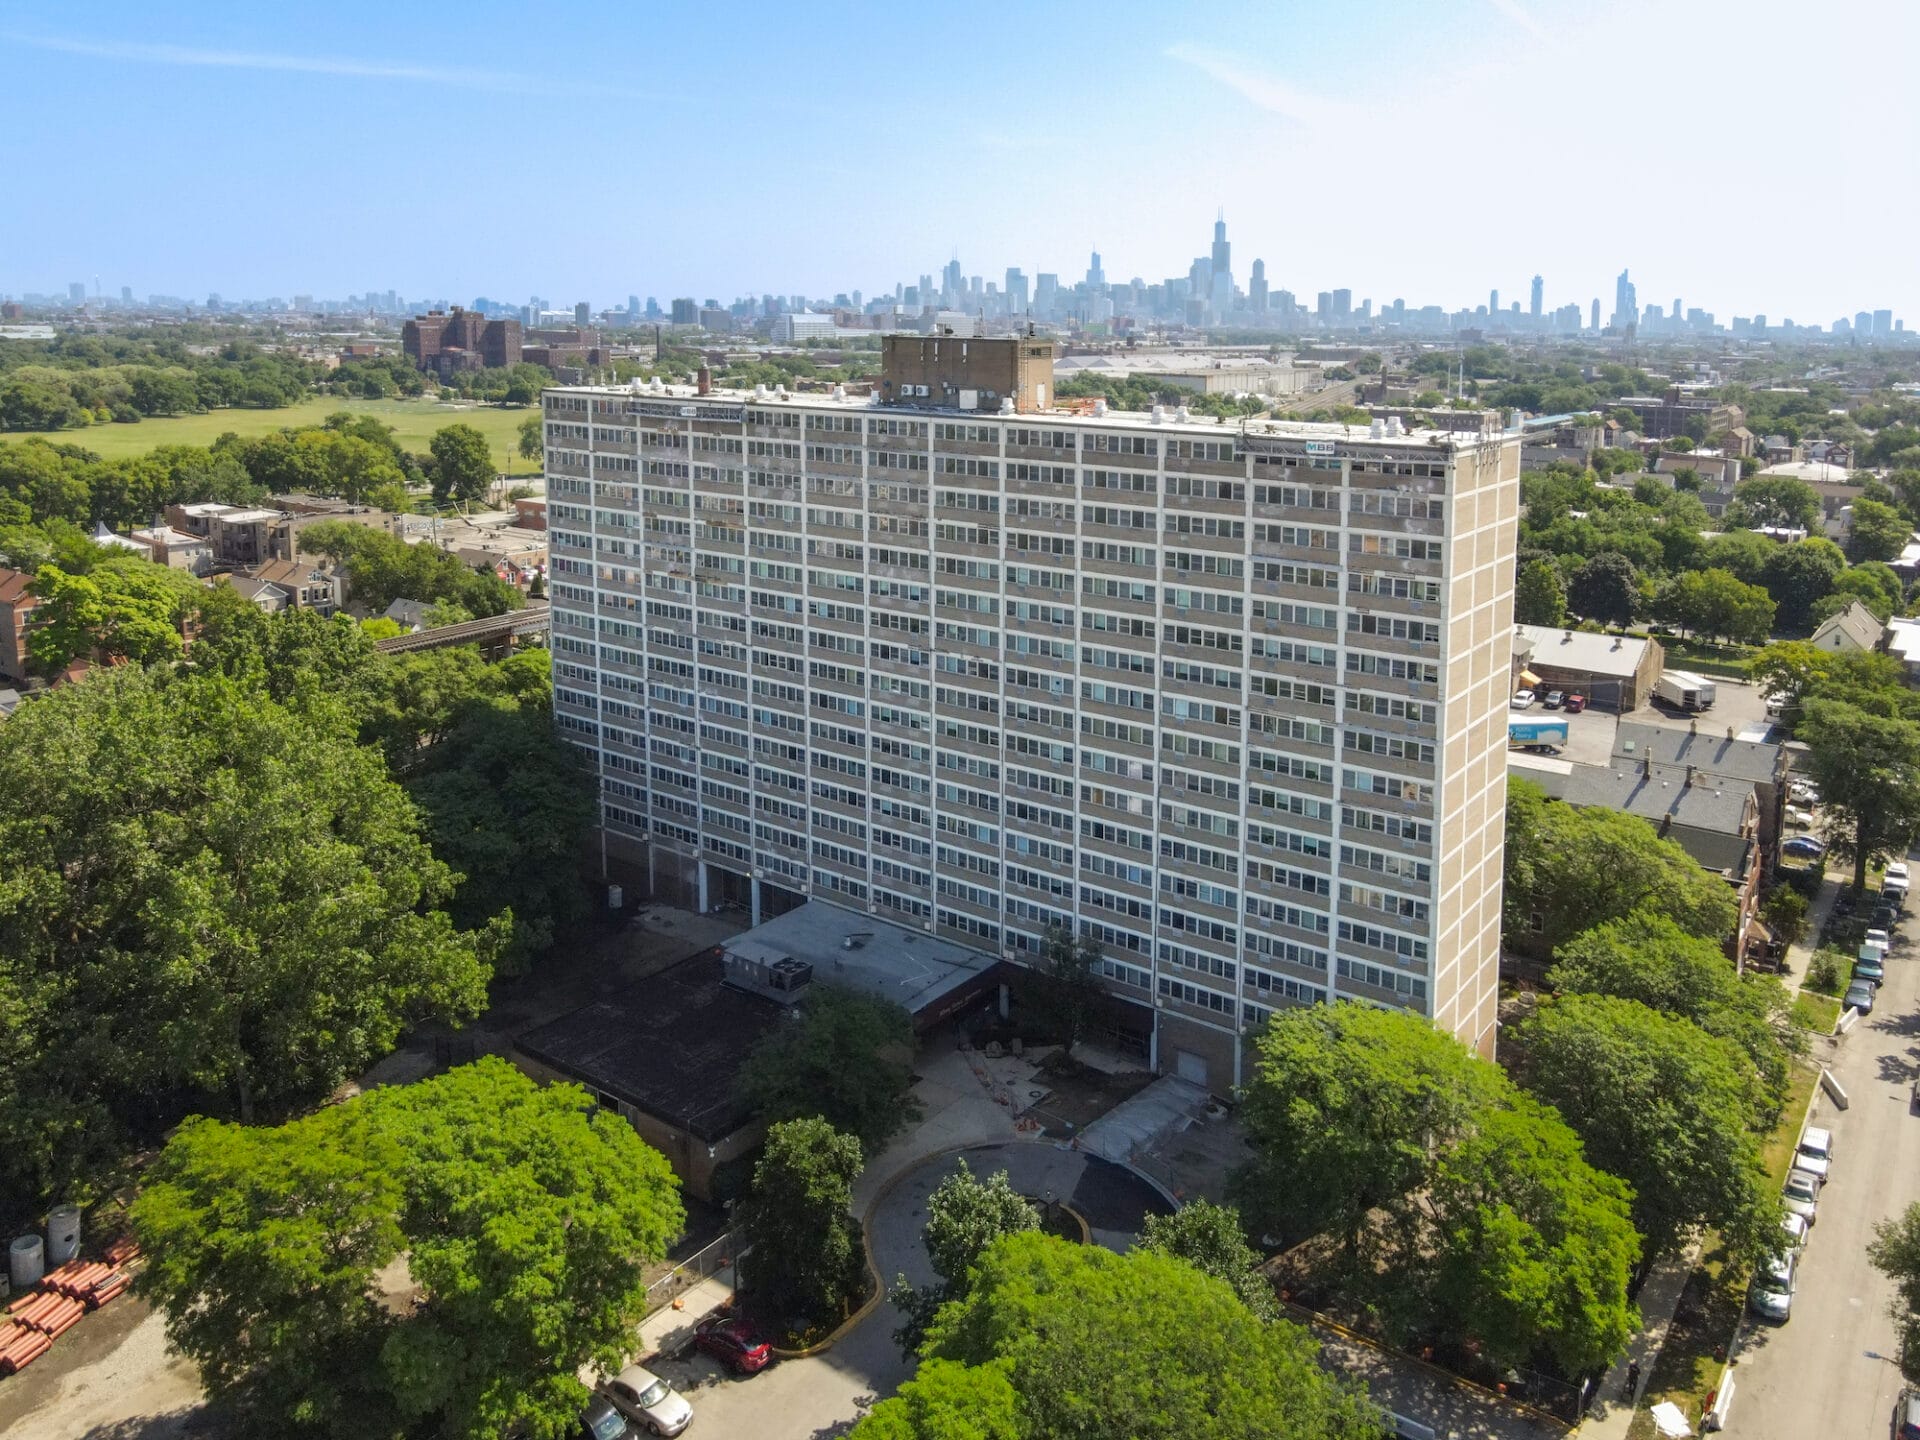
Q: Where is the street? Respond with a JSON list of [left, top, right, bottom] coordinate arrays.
[[1722, 891, 1920, 1438]]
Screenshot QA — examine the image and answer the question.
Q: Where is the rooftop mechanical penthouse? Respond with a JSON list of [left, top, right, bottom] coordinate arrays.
[[543, 336, 1521, 1082]]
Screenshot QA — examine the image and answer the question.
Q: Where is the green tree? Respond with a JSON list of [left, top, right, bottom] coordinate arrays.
[[1724, 475, 1822, 532], [856, 1234, 1381, 1440], [1139, 1199, 1278, 1321], [1233, 1003, 1500, 1256], [891, 1160, 1041, 1354], [1761, 539, 1845, 634], [1503, 778, 1738, 958], [1234, 1003, 1637, 1373], [429, 423, 497, 506], [736, 987, 922, 1156], [1652, 567, 1774, 644], [0, 667, 497, 1210], [1514, 558, 1568, 627], [1426, 1095, 1640, 1377], [407, 699, 595, 973], [518, 412, 544, 460], [737, 1118, 866, 1325], [1548, 910, 1795, 1117], [27, 555, 201, 674], [1511, 995, 1779, 1262], [1034, 924, 1105, 1054], [1798, 696, 1920, 891], [1868, 1203, 1920, 1381], [133, 1058, 683, 1440], [1747, 639, 1906, 723], [1567, 552, 1640, 629], [1849, 497, 1911, 564]]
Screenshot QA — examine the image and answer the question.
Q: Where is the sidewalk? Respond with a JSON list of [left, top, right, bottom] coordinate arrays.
[[851, 1044, 1022, 1215], [1776, 872, 1842, 991], [1578, 1241, 1703, 1437], [636, 1271, 736, 1361]]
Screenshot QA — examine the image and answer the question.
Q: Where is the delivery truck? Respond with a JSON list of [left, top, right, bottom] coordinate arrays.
[[1654, 669, 1717, 711]]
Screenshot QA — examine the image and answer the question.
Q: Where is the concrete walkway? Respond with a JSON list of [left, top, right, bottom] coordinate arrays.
[[1577, 1242, 1702, 1436], [852, 1044, 1022, 1215]]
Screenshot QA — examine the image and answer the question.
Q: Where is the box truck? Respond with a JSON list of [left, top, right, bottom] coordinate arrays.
[[1654, 670, 1717, 710]]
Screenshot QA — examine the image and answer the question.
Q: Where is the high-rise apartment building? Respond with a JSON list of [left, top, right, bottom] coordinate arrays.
[[1529, 275, 1543, 318], [543, 338, 1521, 1079]]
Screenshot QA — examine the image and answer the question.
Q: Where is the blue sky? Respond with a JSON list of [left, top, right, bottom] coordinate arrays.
[[2, 0, 1914, 325]]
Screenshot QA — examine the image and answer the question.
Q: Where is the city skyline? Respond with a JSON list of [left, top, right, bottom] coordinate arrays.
[[3, 0, 1917, 322]]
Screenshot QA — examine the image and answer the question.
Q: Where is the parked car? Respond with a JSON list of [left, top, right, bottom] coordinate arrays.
[[581, 1399, 639, 1440], [1564, 693, 1587, 713], [1781, 1211, 1809, 1252], [1899, 1388, 1920, 1440], [1889, 861, 1911, 885], [1510, 690, 1536, 710], [1748, 1250, 1795, 1322], [1795, 1125, 1834, 1181], [1782, 1169, 1821, 1224], [1888, 862, 1912, 900], [1874, 904, 1899, 930], [1845, 979, 1878, 1014], [694, 1314, 773, 1374], [1790, 783, 1820, 804], [596, 1366, 693, 1438], [1785, 807, 1816, 828], [1855, 955, 1886, 986], [1782, 836, 1826, 860], [1868, 928, 1892, 950], [1542, 690, 1565, 709]]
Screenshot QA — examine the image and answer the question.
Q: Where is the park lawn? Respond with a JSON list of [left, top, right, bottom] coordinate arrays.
[[0, 395, 541, 475], [1791, 991, 1842, 1036]]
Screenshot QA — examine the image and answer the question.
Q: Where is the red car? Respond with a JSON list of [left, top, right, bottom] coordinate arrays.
[[694, 1315, 772, 1374], [1564, 693, 1587, 714]]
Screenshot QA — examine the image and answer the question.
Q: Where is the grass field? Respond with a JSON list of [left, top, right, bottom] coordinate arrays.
[[0, 396, 541, 475]]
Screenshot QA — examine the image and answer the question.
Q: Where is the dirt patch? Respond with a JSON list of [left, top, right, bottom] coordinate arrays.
[[0, 1296, 208, 1440], [1024, 1053, 1155, 1137]]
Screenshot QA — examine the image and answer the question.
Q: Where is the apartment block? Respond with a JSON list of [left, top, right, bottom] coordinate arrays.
[[545, 344, 1520, 1080]]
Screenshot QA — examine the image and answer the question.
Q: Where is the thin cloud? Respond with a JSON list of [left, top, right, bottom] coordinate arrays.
[[1484, 0, 1550, 40], [6, 32, 541, 93], [1164, 44, 1359, 129]]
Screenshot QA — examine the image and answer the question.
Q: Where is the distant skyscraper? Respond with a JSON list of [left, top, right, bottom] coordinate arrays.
[[1529, 275, 1543, 318], [942, 258, 963, 305], [1856, 310, 1874, 336], [1489, 289, 1499, 314], [67, 281, 85, 303], [1672, 297, 1682, 326], [1331, 288, 1352, 321], [1249, 258, 1268, 313], [1085, 250, 1105, 289], [1210, 214, 1233, 316], [1035, 273, 1059, 318], [1875, 308, 1894, 336], [629, 294, 641, 315], [1005, 267, 1029, 315], [575, 301, 592, 326], [1590, 298, 1601, 330], [1316, 291, 1332, 320], [1612, 270, 1637, 328]]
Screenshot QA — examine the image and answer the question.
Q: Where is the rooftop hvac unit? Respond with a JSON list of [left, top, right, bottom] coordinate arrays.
[[767, 957, 814, 992]]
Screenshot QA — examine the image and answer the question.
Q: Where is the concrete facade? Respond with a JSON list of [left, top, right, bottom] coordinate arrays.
[[544, 378, 1522, 1080]]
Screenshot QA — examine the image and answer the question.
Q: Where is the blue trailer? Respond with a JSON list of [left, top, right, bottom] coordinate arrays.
[[1509, 719, 1570, 746]]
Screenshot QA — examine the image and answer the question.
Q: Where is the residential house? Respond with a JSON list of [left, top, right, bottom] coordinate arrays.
[[0, 568, 37, 682], [1613, 718, 1793, 873], [1810, 600, 1886, 654], [242, 559, 344, 615], [129, 524, 214, 575], [384, 598, 431, 632]]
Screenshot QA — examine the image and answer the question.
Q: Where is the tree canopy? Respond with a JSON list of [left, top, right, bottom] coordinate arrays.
[[0, 666, 499, 1213], [1504, 778, 1738, 958], [133, 1058, 683, 1440], [736, 986, 922, 1156], [1510, 994, 1780, 1262], [1232, 1003, 1639, 1375], [854, 1233, 1381, 1440], [737, 1117, 867, 1326], [1798, 696, 1920, 891]]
